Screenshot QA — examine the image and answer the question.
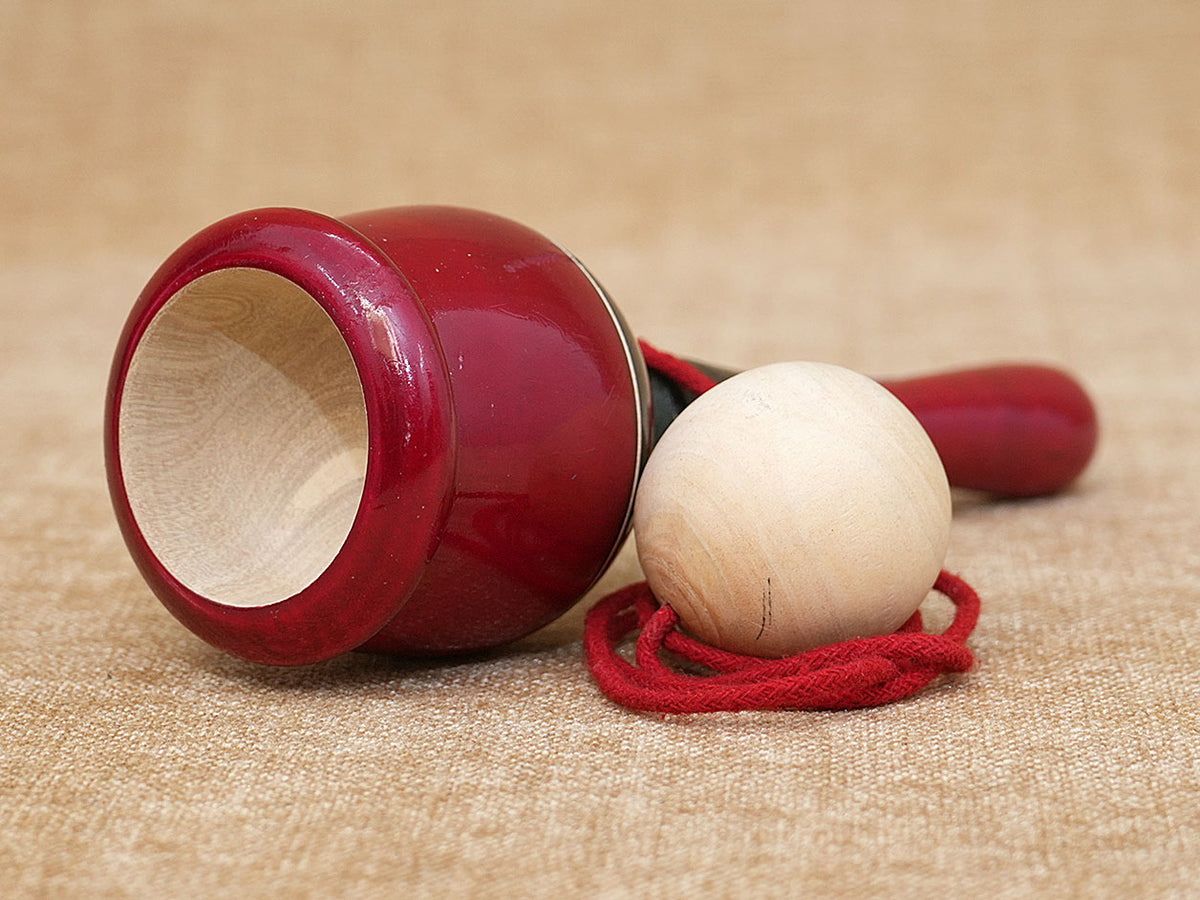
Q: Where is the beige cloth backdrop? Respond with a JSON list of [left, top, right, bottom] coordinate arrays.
[[3, 2, 1198, 896]]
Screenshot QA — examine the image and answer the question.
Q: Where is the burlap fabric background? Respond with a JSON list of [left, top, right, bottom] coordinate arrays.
[[3, 2, 1197, 896]]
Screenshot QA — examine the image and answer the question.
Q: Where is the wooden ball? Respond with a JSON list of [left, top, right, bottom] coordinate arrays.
[[634, 362, 952, 658]]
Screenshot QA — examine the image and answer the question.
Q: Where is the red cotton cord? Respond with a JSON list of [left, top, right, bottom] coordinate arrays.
[[637, 340, 720, 394], [581, 341, 982, 715]]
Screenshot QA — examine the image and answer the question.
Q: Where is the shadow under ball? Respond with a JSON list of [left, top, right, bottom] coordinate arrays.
[[106, 207, 648, 665]]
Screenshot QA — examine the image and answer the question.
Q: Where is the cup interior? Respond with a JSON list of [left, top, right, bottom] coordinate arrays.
[[117, 267, 369, 607]]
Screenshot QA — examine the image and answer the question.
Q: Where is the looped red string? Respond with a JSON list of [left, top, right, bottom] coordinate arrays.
[[584, 571, 980, 714], [581, 341, 982, 714]]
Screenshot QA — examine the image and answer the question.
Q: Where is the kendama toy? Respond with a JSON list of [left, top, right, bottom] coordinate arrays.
[[105, 207, 1097, 709]]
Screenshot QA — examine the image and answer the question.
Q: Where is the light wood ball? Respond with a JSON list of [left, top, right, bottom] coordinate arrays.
[[634, 362, 952, 658]]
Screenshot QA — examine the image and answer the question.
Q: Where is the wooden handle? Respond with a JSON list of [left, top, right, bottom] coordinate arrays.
[[649, 361, 1098, 497], [879, 364, 1098, 497]]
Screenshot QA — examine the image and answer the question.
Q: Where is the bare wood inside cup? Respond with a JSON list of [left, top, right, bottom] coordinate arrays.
[[117, 268, 369, 607]]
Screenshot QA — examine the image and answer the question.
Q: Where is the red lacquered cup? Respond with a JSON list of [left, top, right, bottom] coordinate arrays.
[[106, 207, 649, 665]]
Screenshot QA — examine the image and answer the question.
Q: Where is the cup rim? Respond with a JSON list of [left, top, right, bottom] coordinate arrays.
[[105, 207, 456, 665]]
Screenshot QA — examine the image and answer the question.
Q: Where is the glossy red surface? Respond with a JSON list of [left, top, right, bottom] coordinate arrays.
[[106, 207, 643, 664], [880, 364, 1099, 496], [344, 207, 643, 655]]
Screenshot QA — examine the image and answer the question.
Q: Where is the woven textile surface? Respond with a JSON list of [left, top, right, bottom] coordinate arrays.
[[2, 3, 1197, 896]]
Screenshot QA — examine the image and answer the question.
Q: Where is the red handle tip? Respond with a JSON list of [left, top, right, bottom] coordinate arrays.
[[882, 364, 1099, 497]]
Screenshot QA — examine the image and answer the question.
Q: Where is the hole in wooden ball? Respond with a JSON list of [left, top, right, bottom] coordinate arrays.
[[118, 268, 369, 607]]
